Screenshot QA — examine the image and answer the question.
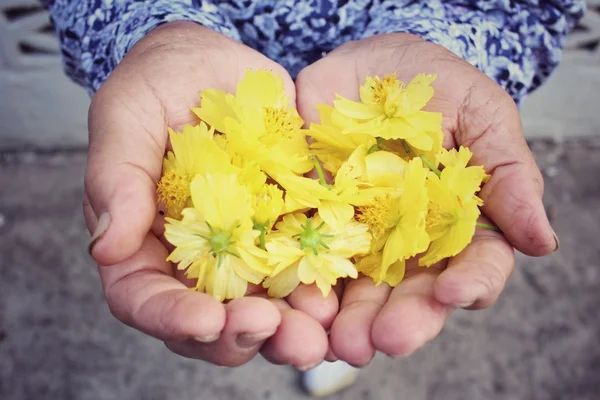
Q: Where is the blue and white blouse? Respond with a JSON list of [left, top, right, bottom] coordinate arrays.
[[41, 0, 586, 104]]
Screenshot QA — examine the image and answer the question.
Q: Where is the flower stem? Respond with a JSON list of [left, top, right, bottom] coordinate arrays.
[[253, 223, 267, 250], [367, 137, 384, 154], [259, 229, 266, 250], [400, 139, 412, 155], [400, 139, 441, 177], [476, 222, 502, 232], [419, 155, 442, 177], [311, 156, 329, 187]]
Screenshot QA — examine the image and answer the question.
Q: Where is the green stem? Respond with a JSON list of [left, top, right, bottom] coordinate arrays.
[[259, 229, 266, 250], [400, 139, 412, 155], [367, 138, 385, 154], [400, 139, 441, 177], [419, 155, 442, 177], [311, 156, 329, 187], [476, 222, 502, 232]]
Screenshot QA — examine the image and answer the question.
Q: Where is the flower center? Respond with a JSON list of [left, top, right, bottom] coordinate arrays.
[[262, 107, 295, 143], [157, 170, 190, 213], [426, 201, 456, 231], [294, 218, 333, 255], [367, 73, 401, 107], [209, 230, 232, 255], [200, 223, 235, 266], [357, 194, 396, 238]]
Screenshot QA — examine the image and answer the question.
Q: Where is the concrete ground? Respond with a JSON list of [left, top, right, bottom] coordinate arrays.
[[1, 137, 600, 400]]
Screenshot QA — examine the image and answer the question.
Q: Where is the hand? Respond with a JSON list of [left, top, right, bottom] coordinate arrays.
[[83, 22, 336, 369], [295, 33, 558, 365]]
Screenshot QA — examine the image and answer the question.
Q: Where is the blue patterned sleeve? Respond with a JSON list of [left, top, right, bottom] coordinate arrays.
[[360, 0, 586, 104], [41, 1, 241, 94]]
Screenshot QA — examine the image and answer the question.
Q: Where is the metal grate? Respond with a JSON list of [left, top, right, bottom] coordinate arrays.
[[566, 0, 600, 60], [0, 1, 59, 70]]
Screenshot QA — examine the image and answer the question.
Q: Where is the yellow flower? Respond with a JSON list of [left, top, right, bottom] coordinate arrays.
[[263, 213, 371, 297], [356, 157, 430, 285], [308, 104, 376, 174], [156, 123, 233, 218], [356, 253, 407, 287], [419, 147, 489, 267], [380, 129, 444, 168], [252, 184, 285, 249], [193, 69, 312, 175], [333, 73, 443, 151], [271, 145, 406, 228], [164, 172, 270, 302], [192, 88, 239, 133]]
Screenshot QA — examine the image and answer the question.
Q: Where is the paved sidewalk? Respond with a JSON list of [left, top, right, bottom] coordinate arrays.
[[1, 138, 599, 400]]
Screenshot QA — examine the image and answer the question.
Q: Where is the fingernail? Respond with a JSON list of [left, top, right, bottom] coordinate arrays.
[[296, 361, 322, 372], [552, 229, 560, 252], [194, 333, 220, 343], [386, 352, 413, 359], [88, 212, 110, 256], [456, 300, 475, 309], [236, 330, 275, 348]]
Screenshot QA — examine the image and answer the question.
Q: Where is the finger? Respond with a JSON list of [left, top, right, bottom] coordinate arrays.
[[261, 299, 329, 370], [165, 296, 281, 366], [99, 232, 226, 342], [324, 346, 339, 363], [457, 87, 557, 256], [82, 192, 97, 234], [371, 271, 454, 357], [296, 58, 360, 125], [287, 283, 340, 330], [86, 82, 166, 266], [434, 222, 515, 309], [329, 275, 391, 366], [84, 191, 167, 244]]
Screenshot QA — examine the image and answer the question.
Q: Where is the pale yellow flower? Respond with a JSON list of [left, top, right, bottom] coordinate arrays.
[[164, 172, 270, 302], [263, 213, 371, 297]]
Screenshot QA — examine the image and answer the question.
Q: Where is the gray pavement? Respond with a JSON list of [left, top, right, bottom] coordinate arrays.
[[1, 138, 600, 400]]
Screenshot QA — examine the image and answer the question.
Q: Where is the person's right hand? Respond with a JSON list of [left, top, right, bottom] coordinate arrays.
[[83, 21, 336, 370]]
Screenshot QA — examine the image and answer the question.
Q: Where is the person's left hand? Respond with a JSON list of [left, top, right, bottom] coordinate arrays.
[[293, 33, 557, 366]]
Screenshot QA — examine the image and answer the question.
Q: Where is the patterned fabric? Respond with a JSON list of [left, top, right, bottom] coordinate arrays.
[[41, 0, 586, 103]]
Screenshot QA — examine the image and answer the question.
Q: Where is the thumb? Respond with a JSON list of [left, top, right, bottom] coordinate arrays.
[[85, 83, 166, 266], [457, 89, 558, 256]]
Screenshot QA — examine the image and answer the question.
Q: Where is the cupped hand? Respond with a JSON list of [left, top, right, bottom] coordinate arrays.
[[83, 21, 334, 369], [294, 33, 558, 366]]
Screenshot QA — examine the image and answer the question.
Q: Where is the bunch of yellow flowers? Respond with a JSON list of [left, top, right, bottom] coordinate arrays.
[[157, 69, 490, 302]]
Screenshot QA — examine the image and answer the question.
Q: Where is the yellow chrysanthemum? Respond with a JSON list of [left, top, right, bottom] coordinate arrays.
[[263, 213, 371, 297], [356, 157, 430, 286], [332, 73, 443, 151], [156, 123, 233, 218], [419, 147, 489, 266], [193, 69, 312, 175], [164, 172, 270, 302]]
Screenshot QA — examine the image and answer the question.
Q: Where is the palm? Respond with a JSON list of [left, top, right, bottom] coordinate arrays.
[[294, 33, 554, 364]]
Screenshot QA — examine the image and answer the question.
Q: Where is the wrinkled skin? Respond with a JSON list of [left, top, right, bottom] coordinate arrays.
[[84, 22, 556, 368]]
